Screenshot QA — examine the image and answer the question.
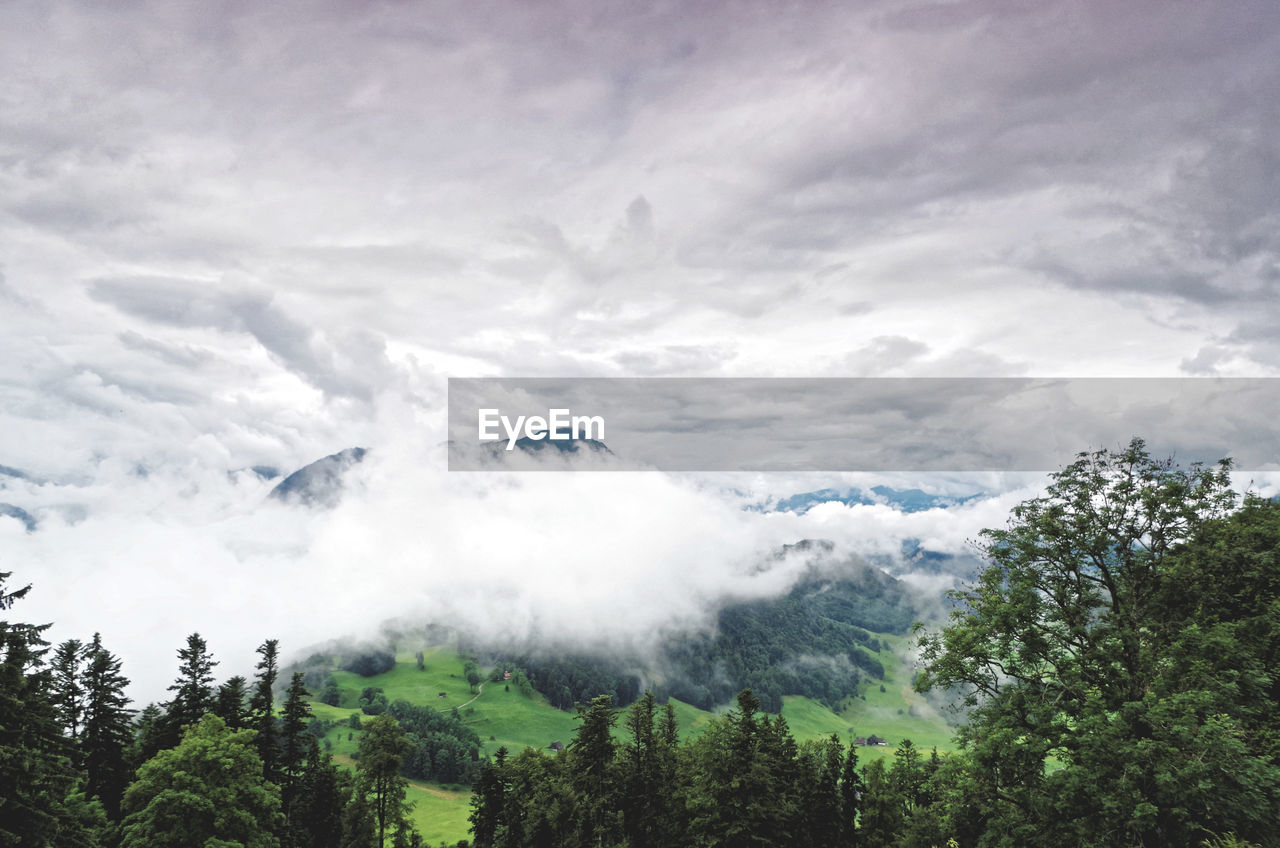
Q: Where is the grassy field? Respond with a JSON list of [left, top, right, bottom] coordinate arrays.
[[305, 637, 958, 844]]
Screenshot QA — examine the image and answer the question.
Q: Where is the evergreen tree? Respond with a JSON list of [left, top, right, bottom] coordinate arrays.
[[290, 744, 347, 848], [839, 740, 863, 847], [469, 747, 509, 848], [251, 639, 281, 781], [81, 632, 133, 820], [50, 638, 85, 744], [620, 692, 662, 848], [858, 758, 902, 848], [215, 675, 250, 730], [131, 703, 165, 766], [801, 735, 845, 848], [0, 572, 87, 846], [161, 632, 218, 749], [281, 671, 318, 840], [686, 690, 797, 848], [569, 694, 619, 848], [281, 672, 313, 781]]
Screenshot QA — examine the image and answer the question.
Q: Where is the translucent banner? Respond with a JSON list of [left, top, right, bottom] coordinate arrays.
[[446, 378, 1280, 472]]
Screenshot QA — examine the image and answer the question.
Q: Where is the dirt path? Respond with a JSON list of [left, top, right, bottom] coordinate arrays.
[[459, 682, 483, 709]]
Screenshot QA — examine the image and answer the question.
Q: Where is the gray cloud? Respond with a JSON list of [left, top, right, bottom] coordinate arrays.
[[3, 0, 1280, 697]]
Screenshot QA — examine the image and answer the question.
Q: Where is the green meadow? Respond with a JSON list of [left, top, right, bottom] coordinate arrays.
[[306, 637, 955, 845]]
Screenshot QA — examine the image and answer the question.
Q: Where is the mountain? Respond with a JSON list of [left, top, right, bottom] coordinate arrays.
[[0, 503, 36, 532], [471, 546, 918, 714], [269, 447, 367, 508], [766, 485, 979, 514]]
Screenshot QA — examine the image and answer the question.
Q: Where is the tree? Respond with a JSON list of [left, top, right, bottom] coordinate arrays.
[[81, 632, 133, 820], [280, 671, 317, 838], [469, 747, 509, 848], [915, 439, 1280, 846], [215, 675, 250, 730], [620, 692, 664, 848], [355, 713, 411, 848], [120, 713, 283, 848], [685, 690, 799, 848], [0, 572, 88, 846], [161, 633, 218, 749], [569, 694, 619, 848], [281, 673, 314, 778], [250, 639, 281, 781], [50, 638, 85, 744], [291, 744, 347, 848], [839, 739, 863, 846]]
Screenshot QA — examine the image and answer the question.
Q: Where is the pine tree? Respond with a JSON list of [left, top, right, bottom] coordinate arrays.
[[804, 735, 845, 848], [840, 741, 863, 846], [161, 632, 217, 749], [81, 632, 133, 820], [469, 747, 509, 848], [621, 692, 660, 848], [570, 694, 619, 847], [291, 744, 347, 848], [0, 572, 87, 845], [50, 638, 85, 745], [132, 703, 165, 766], [281, 672, 313, 781], [214, 675, 250, 730], [280, 671, 317, 840], [250, 639, 281, 781]]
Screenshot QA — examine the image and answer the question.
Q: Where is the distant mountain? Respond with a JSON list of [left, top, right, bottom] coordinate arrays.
[[269, 447, 367, 508], [0, 503, 37, 532], [0, 464, 29, 480], [474, 544, 918, 714], [766, 485, 979, 514]]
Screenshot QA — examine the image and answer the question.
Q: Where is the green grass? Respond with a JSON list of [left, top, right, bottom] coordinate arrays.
[[828, 633, 956, 763], [305, 636, 959, 844]]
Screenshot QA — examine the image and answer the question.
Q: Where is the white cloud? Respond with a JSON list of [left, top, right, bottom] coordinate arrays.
[[2, 0, 1279, 699]]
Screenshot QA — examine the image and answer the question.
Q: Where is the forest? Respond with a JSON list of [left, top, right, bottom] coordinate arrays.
[[2, 440, 1279, 847]]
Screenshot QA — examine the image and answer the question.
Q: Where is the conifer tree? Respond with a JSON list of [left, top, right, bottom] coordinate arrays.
[[161, 632, 217, 748], [81, 632, 133, 820], [840, 741, 863, 846], [250, 638, 281, 780], [0, 572, 86, 845], [570, 694, 619, 847], [215, 675, 250, 730], [291, 744, 347, 848], [50, 638, 85, 744]]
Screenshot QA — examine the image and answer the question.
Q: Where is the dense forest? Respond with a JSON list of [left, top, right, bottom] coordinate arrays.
[[0, 604, 431, 847], [481, 549, 915, 715], [3, 439, 1279, 846]]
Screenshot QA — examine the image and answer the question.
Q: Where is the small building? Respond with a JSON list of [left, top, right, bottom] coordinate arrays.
[[549, 740, 564, 752]]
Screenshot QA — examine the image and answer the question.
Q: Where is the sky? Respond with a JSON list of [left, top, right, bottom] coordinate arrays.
[[2, 0, 1279, 700]]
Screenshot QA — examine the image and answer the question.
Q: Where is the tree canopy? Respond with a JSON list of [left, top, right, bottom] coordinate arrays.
[[915, 438, 1280, 846], [120, 713, 283, 848]]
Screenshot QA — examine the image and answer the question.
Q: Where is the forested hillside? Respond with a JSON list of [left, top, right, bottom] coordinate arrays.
[[478, 547, 916, 714]]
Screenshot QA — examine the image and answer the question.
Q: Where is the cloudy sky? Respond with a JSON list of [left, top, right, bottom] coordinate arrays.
[[3, 0, 1279, 699]]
